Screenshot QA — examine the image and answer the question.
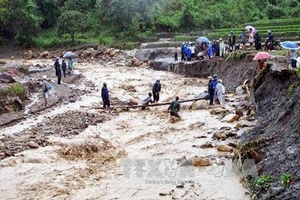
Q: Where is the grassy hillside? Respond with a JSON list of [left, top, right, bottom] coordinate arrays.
[[174, 18, 300, 43]]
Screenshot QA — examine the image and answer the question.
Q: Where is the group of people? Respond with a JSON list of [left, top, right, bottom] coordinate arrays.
[[207, 74, 226, 108], [229, 29, 274, 52], [54, 57, 74, 84], [176, 39, 226, 61], [178, 42, 196, 61], [101, 79, 180, 119], [41, 57, 75, 106]]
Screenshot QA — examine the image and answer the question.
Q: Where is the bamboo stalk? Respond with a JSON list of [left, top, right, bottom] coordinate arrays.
[[113, 97, 207, 109]]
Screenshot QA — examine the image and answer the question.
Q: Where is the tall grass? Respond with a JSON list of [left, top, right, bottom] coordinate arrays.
[[1, 83, 26, 99]]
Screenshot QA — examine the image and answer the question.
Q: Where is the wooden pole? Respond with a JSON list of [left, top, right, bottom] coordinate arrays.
[[113, 97, 207, 109]]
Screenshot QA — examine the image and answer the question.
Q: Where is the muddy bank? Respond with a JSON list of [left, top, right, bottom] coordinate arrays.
[[241, 64, 300, 199], [148, 53, 258, 90]]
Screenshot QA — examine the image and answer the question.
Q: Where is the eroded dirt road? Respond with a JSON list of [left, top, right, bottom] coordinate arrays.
[[0, 57, 249, 200]]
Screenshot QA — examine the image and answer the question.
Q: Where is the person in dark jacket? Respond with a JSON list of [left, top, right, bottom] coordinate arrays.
[[265, 30, 274, 51], [181, 43, 185, 61], [228, 31, 236, 52], [54, 57, 62, 84], [214, 41, 220, 57], [152, 79, 161, 103], [168, 96, 180, 118], [101, 82, 110, 109], [208, 74, 218, 105], [61, 59, 67, 78], [254, 31, 261, 51]]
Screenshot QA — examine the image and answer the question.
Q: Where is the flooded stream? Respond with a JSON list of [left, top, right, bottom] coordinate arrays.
[[0, 59, 249, 200]]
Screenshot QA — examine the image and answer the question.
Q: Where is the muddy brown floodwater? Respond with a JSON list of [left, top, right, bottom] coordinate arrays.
[[0, 58, 250, 200]]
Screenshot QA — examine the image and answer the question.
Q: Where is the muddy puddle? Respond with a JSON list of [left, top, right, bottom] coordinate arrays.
[[0, 58, 250, 200]]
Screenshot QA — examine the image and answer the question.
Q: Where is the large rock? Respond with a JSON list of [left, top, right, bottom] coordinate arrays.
[[27, 141, 39, 148], [217, 144, 233, 152], [210, 107, 228, 115], [191, 100, 208, 110], [235, 120, 257, 128], [221, 113, 240, 122], [0, 74, 15, 83], [181, 156, 211, 166]]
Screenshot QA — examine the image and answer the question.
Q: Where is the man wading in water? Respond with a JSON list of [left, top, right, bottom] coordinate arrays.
[[168, 96, 181, 122]]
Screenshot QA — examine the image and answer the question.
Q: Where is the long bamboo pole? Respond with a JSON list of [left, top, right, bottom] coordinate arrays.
[[113, 97, 207, 109]]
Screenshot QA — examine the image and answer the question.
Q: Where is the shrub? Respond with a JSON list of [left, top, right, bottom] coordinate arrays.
[[1, 83, 26, 99]]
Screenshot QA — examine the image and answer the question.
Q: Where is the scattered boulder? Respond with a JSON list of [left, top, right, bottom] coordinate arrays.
[[212, 132, 227, 140], [235, 108, 244, 117], [221, 113, 240, 122], [192, 156, 211, 166], [180, 156, 211, 167], [200, 142, 214, 148], [190, 100, 208, 110], [267, 187, 285, 197], [27, 141, 39, 148], [210, 107, 228, 115], [217, 145, 233, 152], [0, 74, 15, 83], [41, 51, 49, 58], [235, 120, 256, 129]]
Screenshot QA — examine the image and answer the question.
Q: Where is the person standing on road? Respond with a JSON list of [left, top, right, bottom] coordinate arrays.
[[101, 82, 110, 110], [54, 57, 62, 84], [168, 96, 181, 119], [42, 75, 49, 106], [61, 59, 67, 78], [152, 79, 161, 103]]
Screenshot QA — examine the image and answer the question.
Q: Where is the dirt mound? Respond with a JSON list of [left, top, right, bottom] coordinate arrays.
[[58, 140, 116, 164], [239, 64, 300, 199], [0, 111, 110, 159]]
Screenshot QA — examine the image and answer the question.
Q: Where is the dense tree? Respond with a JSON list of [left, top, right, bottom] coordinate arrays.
[[56, 10, 86, 43], [0, 0, 299, 47]]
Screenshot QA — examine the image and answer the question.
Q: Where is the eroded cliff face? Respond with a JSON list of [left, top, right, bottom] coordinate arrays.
[[149, 54, 257, 91], [245, 64, 300, 200]]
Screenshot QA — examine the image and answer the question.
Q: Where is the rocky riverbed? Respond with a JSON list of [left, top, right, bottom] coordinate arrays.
[[0, 47, 258, 200], [1, 46, 298, 200]]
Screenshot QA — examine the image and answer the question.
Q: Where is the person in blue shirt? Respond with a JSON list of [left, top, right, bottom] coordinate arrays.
[[208, 74, 218, 105]]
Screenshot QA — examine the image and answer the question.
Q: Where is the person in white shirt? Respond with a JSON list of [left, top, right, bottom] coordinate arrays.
[[219, 38, 226, 57], [215, 79, 226, 107]]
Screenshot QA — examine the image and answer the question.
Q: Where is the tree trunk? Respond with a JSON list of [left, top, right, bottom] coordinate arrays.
[[71, 32, 75, 45]]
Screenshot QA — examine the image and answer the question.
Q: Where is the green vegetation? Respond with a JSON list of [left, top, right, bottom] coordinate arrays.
[[0, 0, 300, 48], [280, 173, 294, 188], [1, 83, 26, 99], [253, 175, 274, 191]]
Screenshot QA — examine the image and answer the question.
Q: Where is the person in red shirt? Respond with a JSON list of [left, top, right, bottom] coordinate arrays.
[[257, 59, 265, 72]]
